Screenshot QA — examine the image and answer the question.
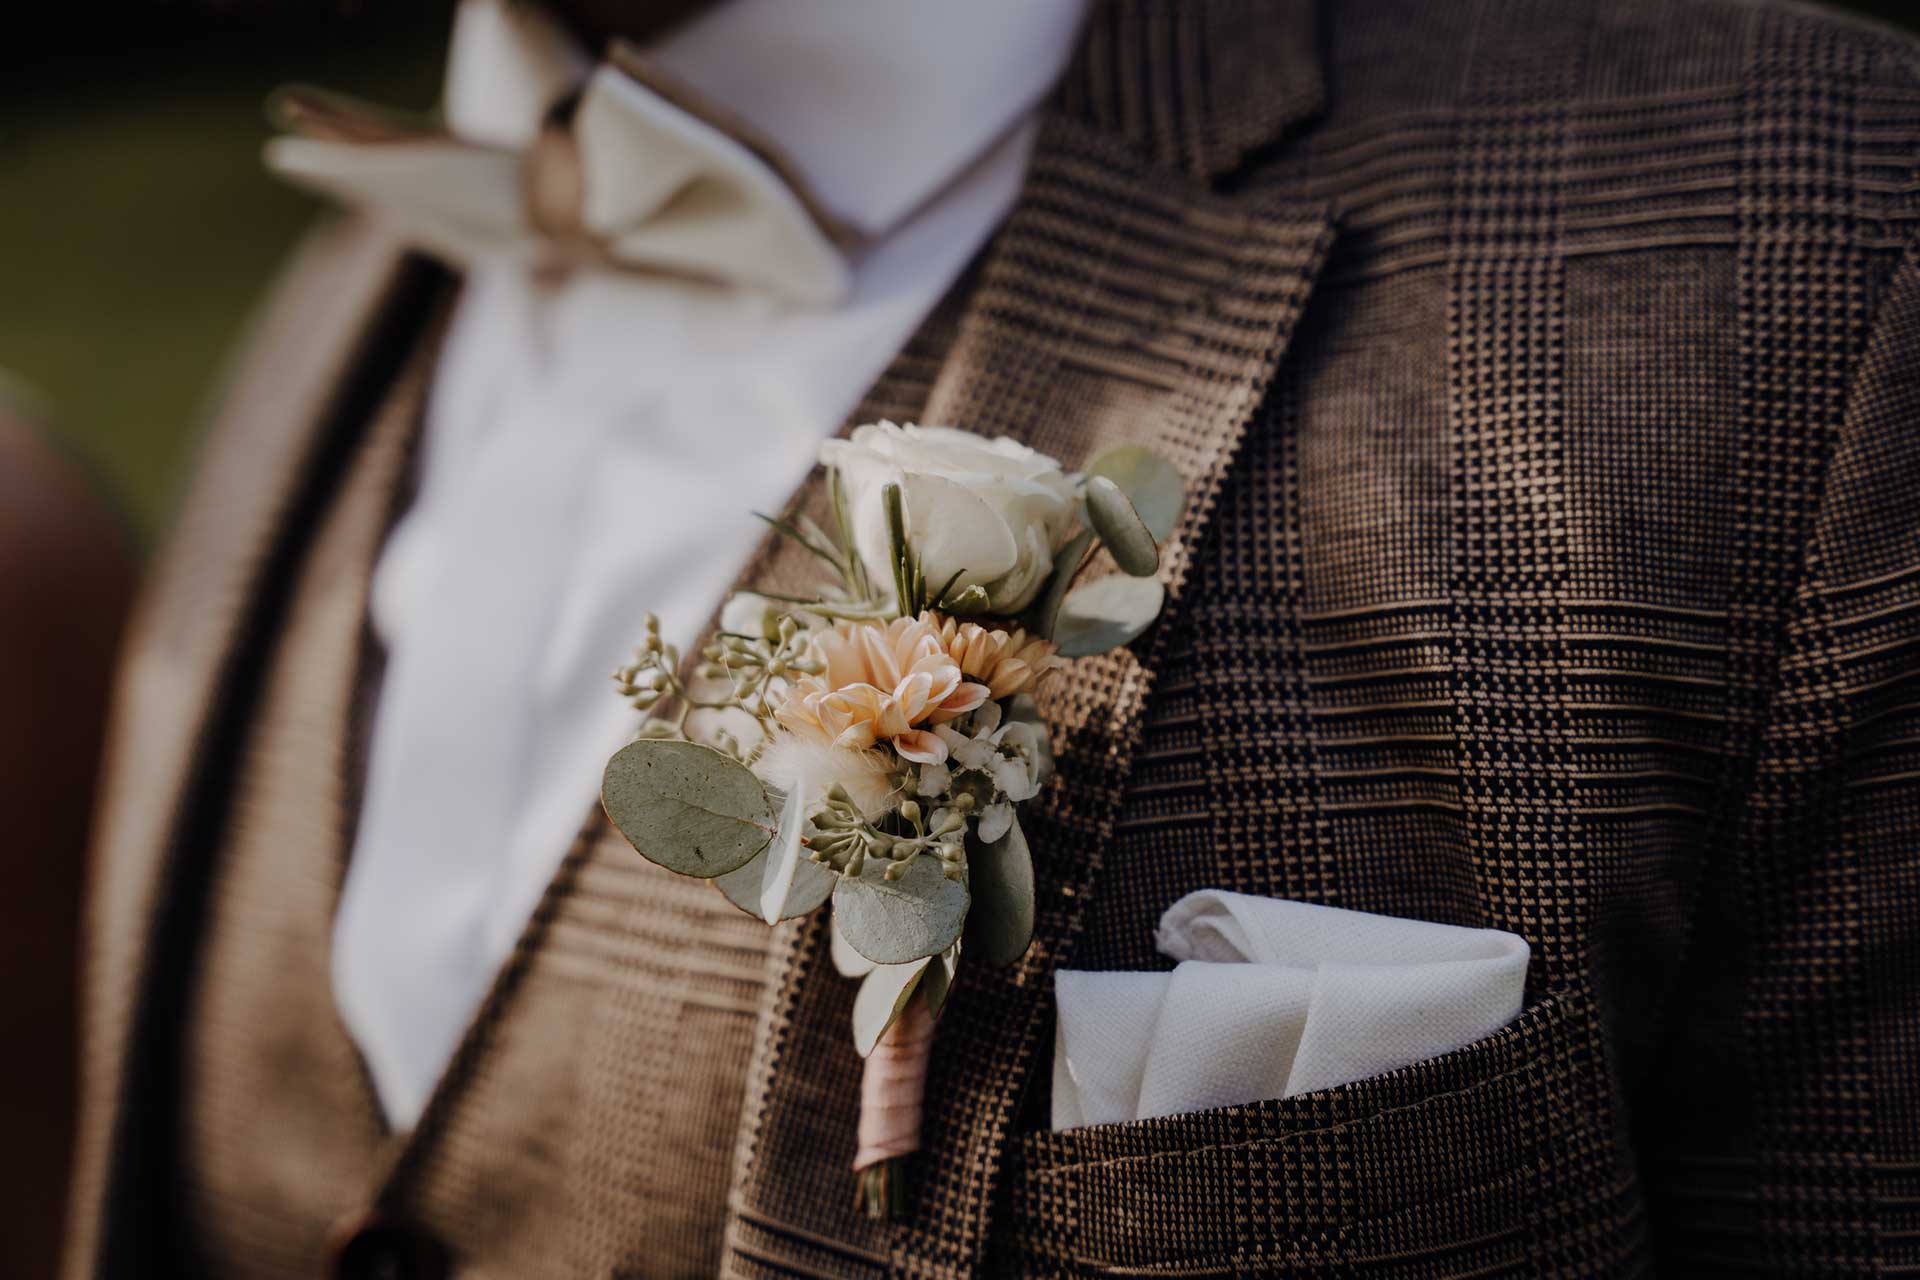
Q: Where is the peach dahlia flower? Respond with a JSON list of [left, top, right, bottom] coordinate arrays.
[[774, 616, 991, 764], [932, 617, 1057, 700]]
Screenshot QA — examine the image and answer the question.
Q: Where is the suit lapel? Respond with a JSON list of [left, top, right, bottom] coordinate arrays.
[[722, 110, 1335, 1278]]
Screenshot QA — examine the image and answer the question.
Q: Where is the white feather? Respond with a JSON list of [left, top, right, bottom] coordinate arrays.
[[753, 735, 897, 819]]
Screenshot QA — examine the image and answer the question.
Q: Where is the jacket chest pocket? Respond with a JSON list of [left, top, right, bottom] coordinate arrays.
[[994, 988, 1641, 1277]]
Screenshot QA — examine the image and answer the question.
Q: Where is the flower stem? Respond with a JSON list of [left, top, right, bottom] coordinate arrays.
[[851, 993, 936, 1221], [855, 1156, 911, 1222]]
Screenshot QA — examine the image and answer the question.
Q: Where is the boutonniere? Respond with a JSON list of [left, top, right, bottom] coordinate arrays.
[[600, 422, 1181, 1218]]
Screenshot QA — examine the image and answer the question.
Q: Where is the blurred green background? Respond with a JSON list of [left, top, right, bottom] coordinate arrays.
[[2, 1, 1914, 544], [0, 3, 452, 539]]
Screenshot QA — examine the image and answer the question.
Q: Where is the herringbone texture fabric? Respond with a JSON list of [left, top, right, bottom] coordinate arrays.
[[68, 1, 1920, 1277]]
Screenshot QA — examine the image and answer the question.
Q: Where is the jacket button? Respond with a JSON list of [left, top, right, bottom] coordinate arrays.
[[329, 1213, 450, 1280]]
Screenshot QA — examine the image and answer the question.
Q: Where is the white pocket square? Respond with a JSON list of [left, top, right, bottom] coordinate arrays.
[[1051, 890, 1530, 1131]]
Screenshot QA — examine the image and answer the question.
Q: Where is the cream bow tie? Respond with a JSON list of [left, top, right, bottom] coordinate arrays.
[[265, 49, 853, 305]]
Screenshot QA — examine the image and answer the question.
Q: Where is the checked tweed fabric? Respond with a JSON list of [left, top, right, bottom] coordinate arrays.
[[65, 1, 1920, 1277]]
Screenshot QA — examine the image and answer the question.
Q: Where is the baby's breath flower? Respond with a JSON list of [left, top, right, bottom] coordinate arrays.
[[919, 700, 1053, 843]]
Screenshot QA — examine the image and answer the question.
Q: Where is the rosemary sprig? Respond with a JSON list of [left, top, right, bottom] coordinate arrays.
[[882, 482, 924, 617], [754, 510, 846, 581]]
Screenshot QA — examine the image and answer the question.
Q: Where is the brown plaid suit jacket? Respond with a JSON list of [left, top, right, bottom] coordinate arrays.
[[65, 0, 1920, 1275]]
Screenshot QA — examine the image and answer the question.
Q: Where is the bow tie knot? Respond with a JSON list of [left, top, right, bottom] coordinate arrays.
[[522, 98, 590, 253], [267, 51, 853, 305]]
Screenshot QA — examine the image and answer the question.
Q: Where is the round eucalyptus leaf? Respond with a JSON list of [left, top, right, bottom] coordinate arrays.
[[965, 818, 1035, 969], [832, 855, 970, 966], [1086, 446, 1185, 542], [831, 916, 878, 979], [714, 844, 836, 921], [1084, 476, 1160, 577], [852, 956, 930, 1057], [1053, 575, 1168, 658], [601, 739, 775, 879]]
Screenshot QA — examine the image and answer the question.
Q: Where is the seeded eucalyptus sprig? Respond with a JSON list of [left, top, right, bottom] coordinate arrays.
[[807, 785, 972, 882], [610, 613, 682, 717], [699, 613, 819, 720], [611, 610, 820, 748]]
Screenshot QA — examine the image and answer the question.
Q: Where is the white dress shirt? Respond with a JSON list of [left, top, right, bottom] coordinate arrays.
[[332, 0, 1087, 1129]]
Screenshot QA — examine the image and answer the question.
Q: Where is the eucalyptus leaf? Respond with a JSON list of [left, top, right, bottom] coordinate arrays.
[[714, 842, 836, 921], [1028, 528, 1094, 641], [1084, 476, 1160, 577], [831, 916, 878, 979], [833, 855, 970, 965], [1086, 446, 1185, 542], [601, 739, 775, 879], [852, 957, 930, 1057], [1053, 575, 1168, 658], [965, 818, 1036, 969]]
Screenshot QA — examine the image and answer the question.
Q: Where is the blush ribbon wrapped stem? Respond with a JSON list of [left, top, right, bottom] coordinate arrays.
[[852, 993, 936, 1219]]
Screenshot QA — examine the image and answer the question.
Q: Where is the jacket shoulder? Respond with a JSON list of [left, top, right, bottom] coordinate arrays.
[[1595, 0, 1920, 99], [1313, 0, 1920, 129]]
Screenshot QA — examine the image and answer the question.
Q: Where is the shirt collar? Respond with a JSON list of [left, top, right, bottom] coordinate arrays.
[[444, 0, 1090, 243]]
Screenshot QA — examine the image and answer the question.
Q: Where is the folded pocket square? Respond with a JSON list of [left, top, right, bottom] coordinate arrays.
[[1051, 890, 1530, 1130]]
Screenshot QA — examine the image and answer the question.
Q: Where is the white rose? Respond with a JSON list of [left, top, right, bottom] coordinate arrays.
[[820, 421, 1077, 614]]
